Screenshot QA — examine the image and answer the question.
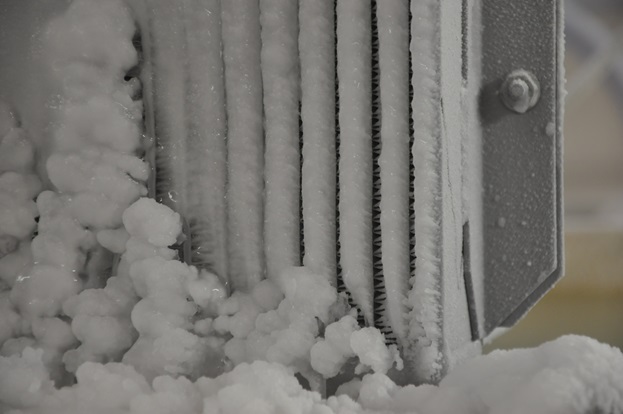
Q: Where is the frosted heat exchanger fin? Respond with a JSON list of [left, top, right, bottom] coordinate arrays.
[[131, 0, 563, 384]]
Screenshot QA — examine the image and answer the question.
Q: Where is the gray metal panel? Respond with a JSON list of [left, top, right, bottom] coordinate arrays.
[[479, 0, 563, 335]]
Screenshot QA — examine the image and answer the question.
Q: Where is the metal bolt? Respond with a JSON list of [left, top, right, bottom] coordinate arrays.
[[499, 69, 540, 114]]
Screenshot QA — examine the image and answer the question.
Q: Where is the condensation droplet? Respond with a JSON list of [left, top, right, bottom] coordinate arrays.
[[545, 122, 555, 137]]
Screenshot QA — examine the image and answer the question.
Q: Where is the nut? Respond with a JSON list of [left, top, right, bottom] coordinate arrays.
[[499, 70, 540, 114]]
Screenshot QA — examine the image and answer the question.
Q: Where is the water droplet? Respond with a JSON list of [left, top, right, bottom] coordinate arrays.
[[545, 122, 556, 137], [497, 217, 506, 228], [526, 261, 532, 267], [521, 221, 527, 227]]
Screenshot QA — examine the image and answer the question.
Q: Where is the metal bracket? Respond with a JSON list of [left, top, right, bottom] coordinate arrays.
[[474, 0, 564, 337]]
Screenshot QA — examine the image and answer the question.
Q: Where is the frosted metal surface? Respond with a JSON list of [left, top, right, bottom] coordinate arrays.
[[478, 0, 563, 335]]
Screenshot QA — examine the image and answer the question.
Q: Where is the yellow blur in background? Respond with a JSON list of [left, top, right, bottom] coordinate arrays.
[[488, 232, 623, 351]]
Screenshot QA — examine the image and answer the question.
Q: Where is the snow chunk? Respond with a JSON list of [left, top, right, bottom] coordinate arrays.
[[186, 269, 227, 312], [357, 373, 398, 411], [122, 198, 182, 247], [0, 172, 41, 240], [31, 317, 75, 351], [45, 0, 137, 77], [10, 264, 82, 318], [276, 266, 337, 324], [325, 315, 359, 356], [310, 340, 345, 378], [251, 279, 284, 312], [0, 240, 32, 288], [0, 348, 54, 409], [310, 315, 358, 378], [216, 267, 337, 378], [96, 228, 130, 254], [0, 292, 21, 345], [335, 378, 362, 401], [350, 328, 395, 375]]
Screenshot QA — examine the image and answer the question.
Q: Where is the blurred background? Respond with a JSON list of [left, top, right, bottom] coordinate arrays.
[[488, 0, 623, 352]]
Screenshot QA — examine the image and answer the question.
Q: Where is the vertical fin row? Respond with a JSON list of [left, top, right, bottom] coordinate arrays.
[[145, 4, 446, 363], [299, 0, 338, 285], [336, 0, 374, 324], [183, 0, 228, 282], [333, 0, 355, 315], [377, 0, 411, 345], [370, 0, 387, 337], [408, 2, 417, 331], [260, 0, 302, 281], [407, 0, 444, 382], [149, 1, 189, 227], [222, 0, 266, 291]]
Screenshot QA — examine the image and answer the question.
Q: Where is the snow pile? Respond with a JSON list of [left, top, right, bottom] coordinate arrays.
[[311, 316, 402, 378], [213, 266, 401, 388], [3, 0, 145, 385], [440, 335, 623, 414], [0, 102, 44, 375], [61, 198, 173, 373], [0, 102, 40, 281], [1, 335, 622, 414], [121, 199, 228, 381]]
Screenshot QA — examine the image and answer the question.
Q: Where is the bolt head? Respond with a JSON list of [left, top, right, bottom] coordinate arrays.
[[500, 70, 540, 114]]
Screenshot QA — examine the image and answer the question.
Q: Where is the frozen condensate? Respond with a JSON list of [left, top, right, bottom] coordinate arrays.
[[2, 0, 622, 413]]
